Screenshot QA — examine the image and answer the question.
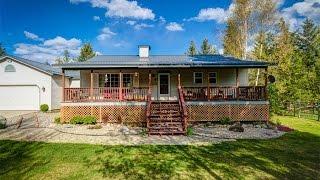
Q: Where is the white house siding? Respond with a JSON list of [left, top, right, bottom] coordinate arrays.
[[78, 68, 248, 101], [51, 75, 71, 110], [0, 58, 52, 110], [70, 79, 80, 88]]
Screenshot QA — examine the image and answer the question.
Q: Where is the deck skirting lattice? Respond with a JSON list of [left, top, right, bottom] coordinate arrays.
[[61, 105, 146, 124], [186, 103, 269, 122], [60, 101, 269, 124]]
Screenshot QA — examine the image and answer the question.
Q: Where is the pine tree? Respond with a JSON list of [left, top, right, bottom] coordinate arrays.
[[78, 43, 95, 62], [187, 41, 197, 56], [294, 19, 320, 102], [295, 18, 320, 68], [200, 38, 216, 55], [272, 18, 297, 103], [0, 43, 6, 56]]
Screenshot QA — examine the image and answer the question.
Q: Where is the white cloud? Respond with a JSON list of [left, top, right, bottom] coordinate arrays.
[[97, 27, 117, 40], [126, 20, 136, 25], [166, 22, 184, 31], [189, 4, 234, 23], [134, 23, 154, 30], [93, 16, 101, 21], [159, 16, 166, 24], [71, 0, 155, 20], [14, 36, 82, 63], [24, 31, 44, 41], [280, 0, 320, 30]]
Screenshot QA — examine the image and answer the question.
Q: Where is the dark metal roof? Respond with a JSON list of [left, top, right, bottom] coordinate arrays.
[[58, 54, 270, 69], [0, 55, 77, 77]]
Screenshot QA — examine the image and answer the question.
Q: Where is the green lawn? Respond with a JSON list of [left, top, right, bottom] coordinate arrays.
[[1, 116, 319, 179]]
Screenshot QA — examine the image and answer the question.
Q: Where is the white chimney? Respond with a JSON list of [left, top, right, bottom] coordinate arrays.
[[139, 45, 150, 58]]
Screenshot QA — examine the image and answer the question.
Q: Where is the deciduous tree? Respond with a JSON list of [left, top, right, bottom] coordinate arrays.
[[78, 43, 95, 62]]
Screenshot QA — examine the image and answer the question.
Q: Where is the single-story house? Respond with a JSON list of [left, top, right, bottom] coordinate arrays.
[[58, 45, 270, 135], [0, 55, 79, 110]]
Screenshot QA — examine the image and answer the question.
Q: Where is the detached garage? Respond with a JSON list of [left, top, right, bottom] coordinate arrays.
[[0, 55, 76, 110]]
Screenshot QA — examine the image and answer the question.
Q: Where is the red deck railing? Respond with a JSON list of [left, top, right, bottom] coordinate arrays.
[[178, 86, 188, 134], [64, 87, 148, 102], [183, 86, 266, 101]]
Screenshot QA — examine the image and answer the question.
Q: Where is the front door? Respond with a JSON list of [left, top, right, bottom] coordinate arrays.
[[158, 73, 170, 100]]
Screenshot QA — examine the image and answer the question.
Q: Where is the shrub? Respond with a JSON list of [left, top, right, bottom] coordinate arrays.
[[0, 121, 6, 129], [40, 104, 49, 112], [83, 116, 96, 125], [70, 116, 96, 125], [186, 127, 193, 136], [70, 116, 83, 124], [139, 128, 147, 136], [220, 117, 231, 125], [54, 117, 61, 124]]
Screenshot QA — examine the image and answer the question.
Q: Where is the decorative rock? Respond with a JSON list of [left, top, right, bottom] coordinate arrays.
[[119, 126, 130, 134], [64, 125, 73, 128], [229, 122, 244, 132]]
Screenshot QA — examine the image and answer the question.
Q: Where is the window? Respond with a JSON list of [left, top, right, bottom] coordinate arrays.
[[106, 74, 119, 87], [98, 73, 133, 87], [193, 72, 203, 84], [98, 74, 106, 87], [209, 72, 217, 84], [123, 74, 133, 87], [4, 64, 16, 72]]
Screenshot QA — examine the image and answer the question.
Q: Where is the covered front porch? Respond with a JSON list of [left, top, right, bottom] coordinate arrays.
[[61, 68, 268, 103]]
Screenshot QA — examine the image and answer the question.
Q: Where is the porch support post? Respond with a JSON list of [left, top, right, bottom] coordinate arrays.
[[207, 71, 210, 101], [264, 67, 268, 100], [119, 71, 123, 100], [178, 71, 181, 88], [90, 70, 93, 100], [62, 69, 65, 102], [236, 68, 239, 100], [148, 71, 152, 88]]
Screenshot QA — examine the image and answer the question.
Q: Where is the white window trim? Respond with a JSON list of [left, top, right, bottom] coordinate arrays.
[[193, 72, 203, 84], [208, 72, 218, 85], [98, 73, 135, 87]]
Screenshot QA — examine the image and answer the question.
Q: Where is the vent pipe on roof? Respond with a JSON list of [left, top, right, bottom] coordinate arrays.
[[139, 45, 150, 58]]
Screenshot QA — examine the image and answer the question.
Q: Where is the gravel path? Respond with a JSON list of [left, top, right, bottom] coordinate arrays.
[[0, 112, 285, 145]]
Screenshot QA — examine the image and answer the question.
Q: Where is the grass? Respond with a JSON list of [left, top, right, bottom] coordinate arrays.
[[0, 116, 319, 179]]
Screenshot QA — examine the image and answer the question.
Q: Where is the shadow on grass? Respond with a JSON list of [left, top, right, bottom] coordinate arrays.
[[88, 131, 320, 179], [0, 131, 319, 179], [0, 141, 50, 179]]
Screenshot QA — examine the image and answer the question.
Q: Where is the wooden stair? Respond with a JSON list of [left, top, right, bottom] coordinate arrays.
[[147, 101, 185, 135]]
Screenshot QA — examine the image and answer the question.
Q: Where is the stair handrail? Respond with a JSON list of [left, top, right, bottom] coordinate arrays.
[[146, 85, 152, 130], [178, 86, 188, 133]]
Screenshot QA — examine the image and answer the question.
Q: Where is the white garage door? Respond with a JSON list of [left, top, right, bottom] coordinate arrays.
[[0, 86, 40, 110]]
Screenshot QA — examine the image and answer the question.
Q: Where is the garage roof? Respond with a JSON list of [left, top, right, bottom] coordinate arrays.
[[0, 55, 76, 77]]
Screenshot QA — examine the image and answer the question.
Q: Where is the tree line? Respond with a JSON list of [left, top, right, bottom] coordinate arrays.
[[186, 0, 320, 112]]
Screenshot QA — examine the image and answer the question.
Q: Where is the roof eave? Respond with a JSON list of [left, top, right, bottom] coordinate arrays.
[[0, 55, 56, 76]]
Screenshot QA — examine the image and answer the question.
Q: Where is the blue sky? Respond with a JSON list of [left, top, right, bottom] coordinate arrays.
[[0, 0, 319, 63]]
